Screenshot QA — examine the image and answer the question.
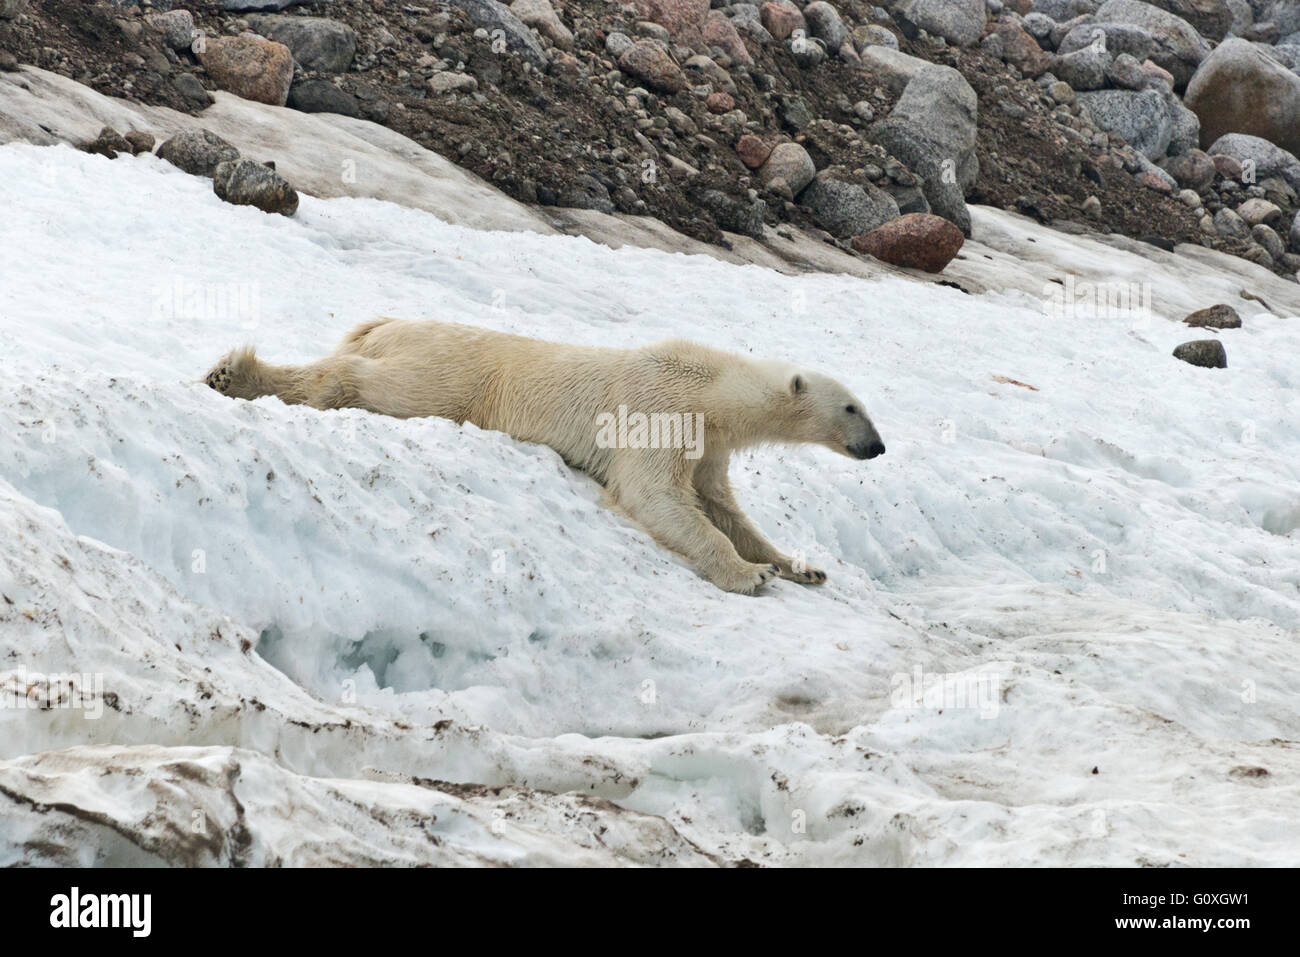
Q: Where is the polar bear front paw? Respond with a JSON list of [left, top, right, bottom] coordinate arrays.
[[713, 561, 780, 595], [776, 560, 827, 585]]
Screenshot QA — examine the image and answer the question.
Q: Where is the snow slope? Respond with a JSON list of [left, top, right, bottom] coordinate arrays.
[[1, 143, 1298, 866]]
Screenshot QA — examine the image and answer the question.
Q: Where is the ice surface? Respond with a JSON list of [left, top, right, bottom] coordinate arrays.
[[1, 144, 1298, 865]]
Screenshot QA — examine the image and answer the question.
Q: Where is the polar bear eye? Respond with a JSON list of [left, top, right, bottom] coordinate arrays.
[[844, 405, 858, 415]]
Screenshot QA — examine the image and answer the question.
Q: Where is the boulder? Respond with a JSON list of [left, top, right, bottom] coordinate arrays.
[[850, 213, 966, 272], [803, 2, 848, 52], [287, 78, 361, 117], [1236, 197, 1282, 226], [1076, 88, 1173, 159], [991, 18, 1052, 76], [901, 0, 987, 47], [244, 15, 357, 72], [1205, 132, 1300, 193], [797, 172, 900, 238], [618, 40, 686, 93], [447, 0, 550, 69], [1058, 22, 1156, 62], [696, 189, 766, 238], [1142, 0, 1232, 41], [1053, 43, 1113, 89], [758, 142, 816, 194], [511, 0, 575, 50], [857, 46, 933, 94], [157, 128, 241, 177], [703, 11, 753, 65], [1172, 339, 1227, 367], [1184, 38, 1300, 156], [1183, 303, 1241, 327], [146, 10, 196, 51], [759, 0, 805, 41], [1094, 0, 1211, 89], [868, 65, 979, 235], [213, 159, 299, 216], [196, 36, 294, 107], [1162, 147, 1215, 189]]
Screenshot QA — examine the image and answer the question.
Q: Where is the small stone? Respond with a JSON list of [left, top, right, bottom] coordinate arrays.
[[212, 159, 299, 216], [124, 131, 156, 155], [736, 134, 773, 170], [83, 127, 133, 159], [1183, 304, 1241, 329], [1172, 339, 1227, 368]]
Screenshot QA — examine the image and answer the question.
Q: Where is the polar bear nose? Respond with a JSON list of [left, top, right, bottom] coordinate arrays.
[[849, 440, 886, 460]]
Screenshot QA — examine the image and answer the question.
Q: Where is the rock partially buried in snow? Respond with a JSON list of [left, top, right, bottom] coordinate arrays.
[[196, 35, 295, 107], [157, 128, 241, 177], [213, 159, 299, 216], [82, 126, 133, 159], [850, 213, 965, 273], [1172, 339, 1227, 367], [1183, 304, 1242, 328]]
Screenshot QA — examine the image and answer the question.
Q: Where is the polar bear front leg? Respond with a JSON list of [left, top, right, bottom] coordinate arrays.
[[618, 480, 779, 595], [693, 458, 827, 585]]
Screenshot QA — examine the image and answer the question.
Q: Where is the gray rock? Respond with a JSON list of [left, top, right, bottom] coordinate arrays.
[[605, 31, 635, 58], [1183, 303, 1242, 327], [803, 1, 849, 51], [1172, 339, 1227, 367], [146, 10, 196, 51], [1095, 0, 1211, 88], [1053, 42, 1112, 89], [787, 35, 828, 69], [212, 159, 299, 216], [758, 142, 816, 194], [1206, 132, 1300, 193], [1142, 0, 1233, 42], [0, 0, 27, 16], [171, 72, 214, 110], [560, 175, 615, 213], [1213, 205, 1250, 238], [726, 4, 774, 43], [244, 15, 356, 73], [902, 0, 987, 47], [698, 189, 766, 237], [1032, 0, 1102, 19], [1290, 209, 1300, 251], [219, 0, 317, 9], [857, 45, 933, 94], [1251, 222, 1285, 258], [857, 23, 899, 49], [869, 65, 979, 235], [83, 127, 133, 159], [798, 173, 900, 238], [1165, 94, 1200, 155], [157, 128, 240, 176], [1162, 147, 1216, 188], [1236, 196, 1282, 225], [446, 0, 549, 69], [1077, 88, 1174, 159], [1022, 12, 1057, 47], [1059, 21, 1156, 61], [287, 78, 361, 117]]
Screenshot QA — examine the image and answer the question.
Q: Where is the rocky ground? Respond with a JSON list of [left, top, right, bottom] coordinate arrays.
[[3, 0, 1300, 276]]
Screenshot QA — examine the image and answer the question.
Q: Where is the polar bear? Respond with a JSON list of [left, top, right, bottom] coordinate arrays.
[[204, 319, 885, 594]]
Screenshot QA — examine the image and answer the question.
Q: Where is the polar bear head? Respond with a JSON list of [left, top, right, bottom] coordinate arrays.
[[785, 369, 886, 461]]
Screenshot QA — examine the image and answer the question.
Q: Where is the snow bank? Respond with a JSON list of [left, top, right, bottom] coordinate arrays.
[[1, 143, 1298, 865]]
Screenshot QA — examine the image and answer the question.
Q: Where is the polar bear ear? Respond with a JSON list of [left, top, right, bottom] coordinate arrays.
[[789, 374, 806, 396]]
